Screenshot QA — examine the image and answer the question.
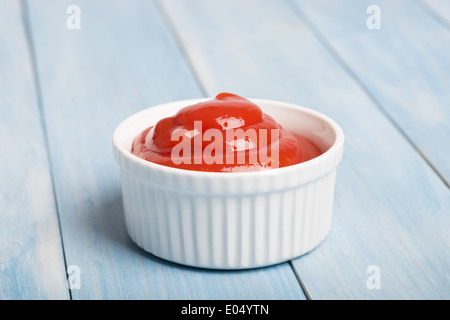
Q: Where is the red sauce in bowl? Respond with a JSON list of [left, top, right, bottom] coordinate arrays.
[[131, 93, 321, 172]]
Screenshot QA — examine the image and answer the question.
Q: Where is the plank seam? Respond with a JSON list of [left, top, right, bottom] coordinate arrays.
[[286, 0, 450, 189], [154, 0, 209, 97], [288, 261, 312, 300], [20, 0, 72, 300], [415, 0, 450, 31]]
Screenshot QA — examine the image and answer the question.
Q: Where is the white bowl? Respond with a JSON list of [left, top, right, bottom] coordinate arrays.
[[113, 98, 344, 269]]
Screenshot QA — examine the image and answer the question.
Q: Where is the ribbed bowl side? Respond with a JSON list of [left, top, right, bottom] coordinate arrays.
[[120, 169, 337, 269]]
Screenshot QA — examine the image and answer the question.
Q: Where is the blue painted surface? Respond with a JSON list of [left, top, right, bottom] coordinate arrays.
[[0, 0, 69, 299], [0, 0, 448, 299], [292, 0, 450, 186]]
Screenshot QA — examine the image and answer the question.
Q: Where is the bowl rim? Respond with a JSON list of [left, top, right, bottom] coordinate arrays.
[[113, 97, 344, 179]]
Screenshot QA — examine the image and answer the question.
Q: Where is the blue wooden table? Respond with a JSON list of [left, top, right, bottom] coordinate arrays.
[[1, 0, 449, 300]]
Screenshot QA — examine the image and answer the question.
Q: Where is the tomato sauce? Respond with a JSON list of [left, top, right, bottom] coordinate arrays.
[[131, 93, 321, 172]]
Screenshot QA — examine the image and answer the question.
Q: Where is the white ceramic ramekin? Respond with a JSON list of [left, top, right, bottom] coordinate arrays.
[[113, 98, 344, 269]]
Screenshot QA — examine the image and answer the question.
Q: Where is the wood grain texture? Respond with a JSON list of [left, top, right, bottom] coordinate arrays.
[[161, 0, 450, 299], [25, 0, 306, 299], [0, 0, 69, 299], [291, 0, 450, 187]]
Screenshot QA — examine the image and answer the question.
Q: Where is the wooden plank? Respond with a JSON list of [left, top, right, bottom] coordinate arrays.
[[160, 0, 450, 299], [25, 0, 306, 299], [291, 0, 450, 187], [0, 0, 69, 299]]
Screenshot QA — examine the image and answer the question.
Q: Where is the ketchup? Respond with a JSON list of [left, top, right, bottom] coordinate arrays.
[[131, 93, 321, 172]]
